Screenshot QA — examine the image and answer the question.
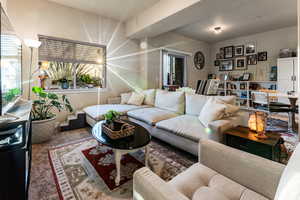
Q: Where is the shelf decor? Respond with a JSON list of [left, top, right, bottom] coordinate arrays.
[[248, 111, 268, 139]]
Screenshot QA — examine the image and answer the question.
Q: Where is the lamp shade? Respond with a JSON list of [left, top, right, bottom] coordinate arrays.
[[24, 39, 41, 48]]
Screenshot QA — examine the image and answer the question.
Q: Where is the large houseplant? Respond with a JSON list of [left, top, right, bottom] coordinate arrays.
[[31, 86, 73, 143]]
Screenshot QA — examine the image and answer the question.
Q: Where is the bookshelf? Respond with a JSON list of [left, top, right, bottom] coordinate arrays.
[[217, 81, 277, 110]]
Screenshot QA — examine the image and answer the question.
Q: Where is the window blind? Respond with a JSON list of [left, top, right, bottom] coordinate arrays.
[[38, 35, 106, 65]]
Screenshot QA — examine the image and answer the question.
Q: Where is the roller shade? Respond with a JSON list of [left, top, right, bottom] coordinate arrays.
[[38, 35, 106, 64]]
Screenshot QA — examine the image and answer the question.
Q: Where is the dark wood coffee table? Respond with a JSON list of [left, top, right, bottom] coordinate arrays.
[[92, 119, 151, 185]]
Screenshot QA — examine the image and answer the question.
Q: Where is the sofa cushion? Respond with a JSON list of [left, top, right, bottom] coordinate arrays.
[[185, 94, 210, 116], [185, 94, 236, 116], [143, 89, 156, 106], [155, 90, 185, 114], [192, 187, 230, 200], [209, 174, 245, 200], [198, 98, 227, 128], [156, 115, 212, 142], [169, 164, 269, 200], [241, 190, 269, 200], [121, 92, 132, 104], [127, 107, 178, 125], [213, 96, 236, 105], [168, 163, 217, 199], [83, 104, 147, 121], [128, 92, 145, 106]]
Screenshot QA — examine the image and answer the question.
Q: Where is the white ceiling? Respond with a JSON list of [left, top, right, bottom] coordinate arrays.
[[175, 0, 297, 43], [47, 0, 160, 21]]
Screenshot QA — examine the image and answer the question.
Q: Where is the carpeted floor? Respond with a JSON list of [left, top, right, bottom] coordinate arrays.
[[29, 128, 196, 200]]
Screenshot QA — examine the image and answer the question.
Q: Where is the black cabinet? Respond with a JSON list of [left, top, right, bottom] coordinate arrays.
[[225, 126, 281, 161], [0, 100, 32, 200]]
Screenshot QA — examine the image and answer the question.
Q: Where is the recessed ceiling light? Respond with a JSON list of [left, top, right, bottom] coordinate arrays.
[[213, 27, 222, 34]]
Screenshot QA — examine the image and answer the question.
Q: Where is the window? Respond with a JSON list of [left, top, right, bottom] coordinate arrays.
[[38, 35, 106, 91]]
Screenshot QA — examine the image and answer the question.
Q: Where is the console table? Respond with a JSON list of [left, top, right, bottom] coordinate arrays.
[[224, 126, 282, 162]]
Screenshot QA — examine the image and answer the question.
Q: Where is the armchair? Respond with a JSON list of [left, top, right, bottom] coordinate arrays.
[[134, 139, 300, 200]]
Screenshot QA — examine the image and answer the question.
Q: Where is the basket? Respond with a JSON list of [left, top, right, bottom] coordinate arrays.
[[102, 120, 135, 140]]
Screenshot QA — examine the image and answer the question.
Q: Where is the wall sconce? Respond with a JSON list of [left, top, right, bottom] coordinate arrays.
[[248, 111, 268, 139]]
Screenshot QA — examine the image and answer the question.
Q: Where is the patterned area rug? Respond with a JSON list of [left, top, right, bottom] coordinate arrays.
[[48, 137, 195, 200]]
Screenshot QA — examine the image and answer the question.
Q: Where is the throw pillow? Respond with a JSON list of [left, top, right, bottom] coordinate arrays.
[[120, 92, 132, 104], [198, 98, 227, 127], [143, 89, 156, 106], [127, 92, 145, 106], [223, 103, 240, 117]]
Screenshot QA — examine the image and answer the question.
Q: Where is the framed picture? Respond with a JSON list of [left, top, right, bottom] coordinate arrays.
[[220, 48, 225, 59], [214, 60, 220, 66], [245, 42, 256, 55], [235, 45, 244, 56], [258, 51, 267, 61], [240, 83, 246, 90], [235, 57, 247, 70], [242, 73, 251, 81], [247, 54, 257, 65], [224, 46, 234, 59], [219, 60, 234, 71], [216, 53, 221, 59]]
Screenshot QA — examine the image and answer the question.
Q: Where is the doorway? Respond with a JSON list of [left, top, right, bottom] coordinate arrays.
[[162, 50, 187, 89]]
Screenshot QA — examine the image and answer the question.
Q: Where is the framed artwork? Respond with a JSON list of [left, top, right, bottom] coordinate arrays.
[[242, 73, 251, 81], [245, 42, 256, 55], [219, 60, 234, 71], [216, 53, 221, 59], [220, 48, 225, 59], [235, 45, 244, 56], [247, 54, 257, 65], [258, 51, 267, 61], [214, 60, 220, 66], [235, 57, 247, 70], [224, 46, 234, 59], [240, 83, 246, 90]]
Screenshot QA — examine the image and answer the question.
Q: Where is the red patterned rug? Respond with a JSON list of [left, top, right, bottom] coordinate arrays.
[[48, 138, 195, 200], [82, 144, 144, 190]]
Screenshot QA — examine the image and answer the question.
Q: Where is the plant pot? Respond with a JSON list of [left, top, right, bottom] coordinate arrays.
[[60, 81, 69, 89], [32, 117, 56, 144]]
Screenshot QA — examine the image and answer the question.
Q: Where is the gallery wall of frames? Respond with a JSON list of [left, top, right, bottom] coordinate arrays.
[[208, 26, 297, 82]]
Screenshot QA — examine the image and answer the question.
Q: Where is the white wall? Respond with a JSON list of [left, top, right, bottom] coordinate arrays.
[[145, 32, 211, 89], [6, 0, 142, 121], [210, 26, 297, 80]]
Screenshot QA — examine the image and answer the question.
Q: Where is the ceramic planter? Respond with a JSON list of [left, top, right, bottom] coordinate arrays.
[[32, 117, 56, 144]]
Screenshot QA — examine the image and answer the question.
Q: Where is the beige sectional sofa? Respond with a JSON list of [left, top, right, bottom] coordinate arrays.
[[133, 139, 300, 200], [83, 89, 246, 155]]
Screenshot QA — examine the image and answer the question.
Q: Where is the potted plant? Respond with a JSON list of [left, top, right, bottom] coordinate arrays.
[[58, 77, 71, 89], [31, 86, 73, 143], [103, 110, 123, 130]]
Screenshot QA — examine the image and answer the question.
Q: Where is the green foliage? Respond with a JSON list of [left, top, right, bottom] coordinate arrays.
[[79, 74, 93, 84], [4, 88, 21, 102], [31, 86, 73, 121], [104, 110, 120, 123]]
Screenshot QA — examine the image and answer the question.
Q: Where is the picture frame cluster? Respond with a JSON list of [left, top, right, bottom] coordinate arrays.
[[214, 42, 267, 72]]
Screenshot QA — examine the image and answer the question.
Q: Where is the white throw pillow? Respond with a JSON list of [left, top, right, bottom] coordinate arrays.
[[198, 98, 227, 127], [223, 103, 240, 117], [143, 89, 156, 106], [127, 92, 145, 106], [155, 90, 185, 114], [120, 92, 132, 104]]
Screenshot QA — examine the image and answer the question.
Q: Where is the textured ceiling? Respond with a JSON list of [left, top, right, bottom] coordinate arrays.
[[174, 0, 297, 42]]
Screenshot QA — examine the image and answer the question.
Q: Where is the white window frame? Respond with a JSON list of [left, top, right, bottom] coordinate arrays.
[[38, 35, 107, 92]]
